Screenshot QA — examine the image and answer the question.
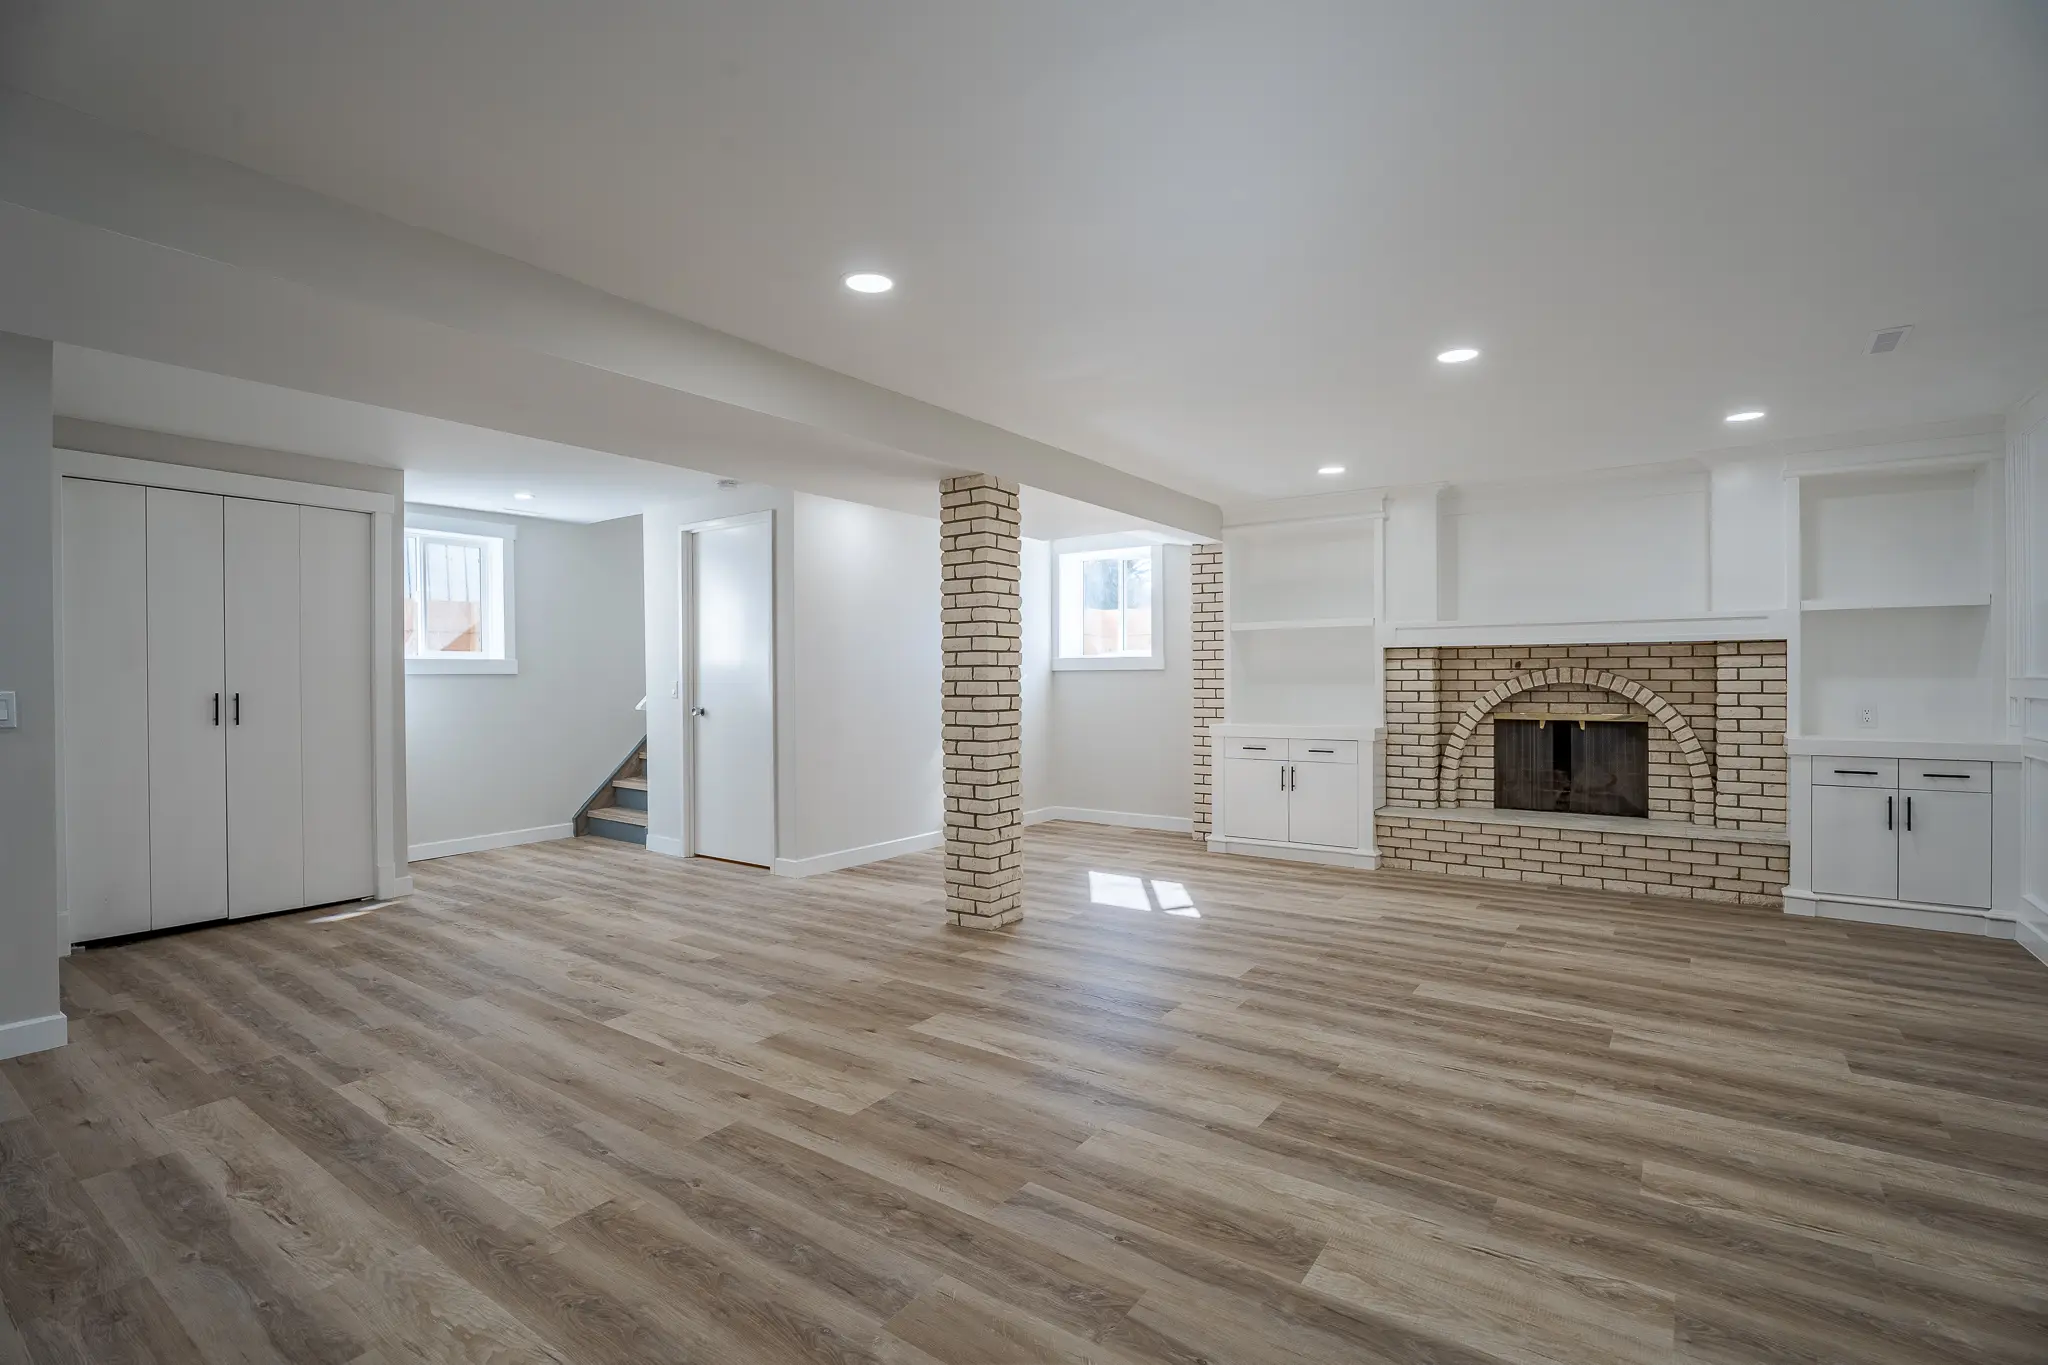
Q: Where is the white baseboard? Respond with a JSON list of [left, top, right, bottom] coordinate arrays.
[[646, 834, 686, 858], [772, 829, 944, 878], [1027, 806, 1194, 834], [0, 1013, 67, 1062], [1206, 836, 1380, 870], [407, 823, 573, 862], [2016, 893, 2048, 968], [1783, 888, 2016, 938], [375, 863, 413, 898]]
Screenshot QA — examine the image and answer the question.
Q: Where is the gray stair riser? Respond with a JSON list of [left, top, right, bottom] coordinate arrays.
[[586, 816, 648, 846], [610, 785, 649, 812]]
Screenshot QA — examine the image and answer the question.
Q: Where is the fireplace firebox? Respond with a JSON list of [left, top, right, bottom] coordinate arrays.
[[1493, 718, 1649, 818]]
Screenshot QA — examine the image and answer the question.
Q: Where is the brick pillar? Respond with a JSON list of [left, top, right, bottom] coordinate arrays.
[[1383, 647, 1442, 807], [1714, 640, 1789, 830], [1191, 543, 1224, 841], [940, 475, 1023, 929]]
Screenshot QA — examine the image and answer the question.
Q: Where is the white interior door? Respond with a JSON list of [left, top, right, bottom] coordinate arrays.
[[225, 498, 306, 917], [1286, 762, 1361, 848], [1221, 758, 1290, 841], [1809, 784, 1898, 900], [146, 487, 229, 929], [299, 506, 376, 906], [60, 478, 152, 941], [691, 517, 775, 867]]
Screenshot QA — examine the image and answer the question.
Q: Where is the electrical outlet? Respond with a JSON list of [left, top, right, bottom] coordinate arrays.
[[1856, 706, 1878, 730], [0, 691, 15, 728]]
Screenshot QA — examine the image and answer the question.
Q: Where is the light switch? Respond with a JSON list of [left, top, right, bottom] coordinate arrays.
[[0, 692, 15, 728]]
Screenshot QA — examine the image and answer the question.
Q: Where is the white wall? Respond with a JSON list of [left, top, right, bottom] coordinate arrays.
[[1046, 542, 1194, 827], [1020, 537, 1053, 813], [786, 493, 941, 865], [406, 509, 646, 857], [1439, 466, 1711, 622], [0, 333, 63, 1059], [2008, 382, 2048, 961]]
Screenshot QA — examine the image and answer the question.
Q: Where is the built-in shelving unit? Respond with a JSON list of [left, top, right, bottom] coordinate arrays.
[[1792, 460, 2003, 742], [1225, 512, 1383, 728], [1799, 593, 1993, 613], [1228, 616, 1376, 632]]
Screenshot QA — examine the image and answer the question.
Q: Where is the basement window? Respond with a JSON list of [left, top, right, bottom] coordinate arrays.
[[1054, 540, 1164, 671], [404, 513, 517, 675]]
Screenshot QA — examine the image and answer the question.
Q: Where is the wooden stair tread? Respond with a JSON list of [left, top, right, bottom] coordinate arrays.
[[589, 805, 649, 826], [612, 776, 649, 791]]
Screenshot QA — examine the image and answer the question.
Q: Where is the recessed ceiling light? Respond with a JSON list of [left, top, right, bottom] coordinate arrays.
[[844, 272, 894, 294], [1436, 347, 1481, 364], [1725, 409, 1766, 423], [512, 490, 534, 500], [1318, 465, 1346, 476]]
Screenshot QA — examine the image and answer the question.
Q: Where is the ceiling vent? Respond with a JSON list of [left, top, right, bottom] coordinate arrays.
[[716, 478, 742, 489], [1869, 325, 1911, 355]]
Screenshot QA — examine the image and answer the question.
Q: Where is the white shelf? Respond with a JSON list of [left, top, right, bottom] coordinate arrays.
[[1800, 593, 1991, 612], [1229, 616, 1376, 632]]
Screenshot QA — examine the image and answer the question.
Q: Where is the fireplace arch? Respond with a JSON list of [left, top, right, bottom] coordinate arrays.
[[1437, 667, 1714, 822]]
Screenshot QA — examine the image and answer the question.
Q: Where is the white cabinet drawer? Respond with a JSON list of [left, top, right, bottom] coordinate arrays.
[[1898, 761, 1991, 794], [1289, 739, 1357, 764], [1812, 758, 1898, 788], [1222, 737, 1286, 759]]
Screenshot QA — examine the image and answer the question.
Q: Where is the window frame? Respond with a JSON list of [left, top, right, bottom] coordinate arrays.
[[1052, 538, 1166, 672], [403, 512, 519, 676]]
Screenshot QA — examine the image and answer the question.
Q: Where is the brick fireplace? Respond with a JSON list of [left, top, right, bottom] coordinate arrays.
[[1378, 641, 1791, 905]]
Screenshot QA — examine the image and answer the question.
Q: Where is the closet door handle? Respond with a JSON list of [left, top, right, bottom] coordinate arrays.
[[1886, 796, 1893, 831], [1279, 764, 1286, 791], [213, 692, 220, 726], [1905, 796, 1913, 833], [233, 692, 241, 726]]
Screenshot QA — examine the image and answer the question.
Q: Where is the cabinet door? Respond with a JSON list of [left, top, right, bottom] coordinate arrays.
[[1287, 761, 1360, 848], [1221, 758, 1290, 841], [1898, 790, 1991, 909], [60, 479, 152, 941], [299, 507, 376, 905], [1810, 785, 1897, 901], [147, 488, 229, 930], [225, 498, 306, 918]]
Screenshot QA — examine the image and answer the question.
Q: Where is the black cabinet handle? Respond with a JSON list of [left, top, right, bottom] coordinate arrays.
[[1921, 772, 1972, 780], [1833, 769, 1880, 776], [1243, 745, 1266, 751], [1905, 796, 1913, 832], [1886, 796, 1893, 831], [1309, 748, 1334, 754], [1279, 764, 1286, 790], [212, 692, 220, 726], [233, 692, 241, 726]]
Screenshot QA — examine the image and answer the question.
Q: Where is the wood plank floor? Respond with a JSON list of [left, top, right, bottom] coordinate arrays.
[[5, 823, 2046, 1364]]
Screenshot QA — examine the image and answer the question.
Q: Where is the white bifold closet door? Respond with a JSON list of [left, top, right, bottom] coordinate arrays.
[[225, 497, 306, 918], [59, 479, 153, 941], [299, 506, 376, 905], [146, 487, 231, 929]]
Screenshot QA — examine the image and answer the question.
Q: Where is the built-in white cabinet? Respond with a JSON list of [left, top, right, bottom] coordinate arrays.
[[1211, 724, 1381, 865], [1804, 754, 1997, 918], [60, 477, 376, 942]]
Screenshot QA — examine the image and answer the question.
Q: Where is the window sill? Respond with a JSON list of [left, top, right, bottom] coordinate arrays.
[[407, 657, 519, 676], [1052, 653, 1165, 672]]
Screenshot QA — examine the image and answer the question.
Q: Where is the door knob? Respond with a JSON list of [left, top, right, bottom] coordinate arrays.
[[689, 706, 707, 717]]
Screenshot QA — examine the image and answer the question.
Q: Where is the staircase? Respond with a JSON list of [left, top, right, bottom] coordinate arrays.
[[581, 743, 649, 845]]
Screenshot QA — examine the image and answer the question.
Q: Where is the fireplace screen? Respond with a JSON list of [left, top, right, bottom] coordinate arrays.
[[1493, 719, 1649, 818]]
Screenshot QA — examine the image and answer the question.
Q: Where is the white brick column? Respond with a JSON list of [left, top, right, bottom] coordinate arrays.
[[1191, 544, 1224, 840], [940, 475, 1023, 929]]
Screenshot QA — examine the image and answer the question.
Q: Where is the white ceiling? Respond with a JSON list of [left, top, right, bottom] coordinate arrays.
[[7, 1, 2048, 501], [55, 347, 725, 523]]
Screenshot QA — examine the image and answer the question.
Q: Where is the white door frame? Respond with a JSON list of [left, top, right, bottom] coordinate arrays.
[[676, 509, 778, 862], [51, 449, 406, 950]]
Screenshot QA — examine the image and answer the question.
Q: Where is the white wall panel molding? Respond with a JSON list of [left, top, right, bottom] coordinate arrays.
[[1386, 612, 1787, 648]]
